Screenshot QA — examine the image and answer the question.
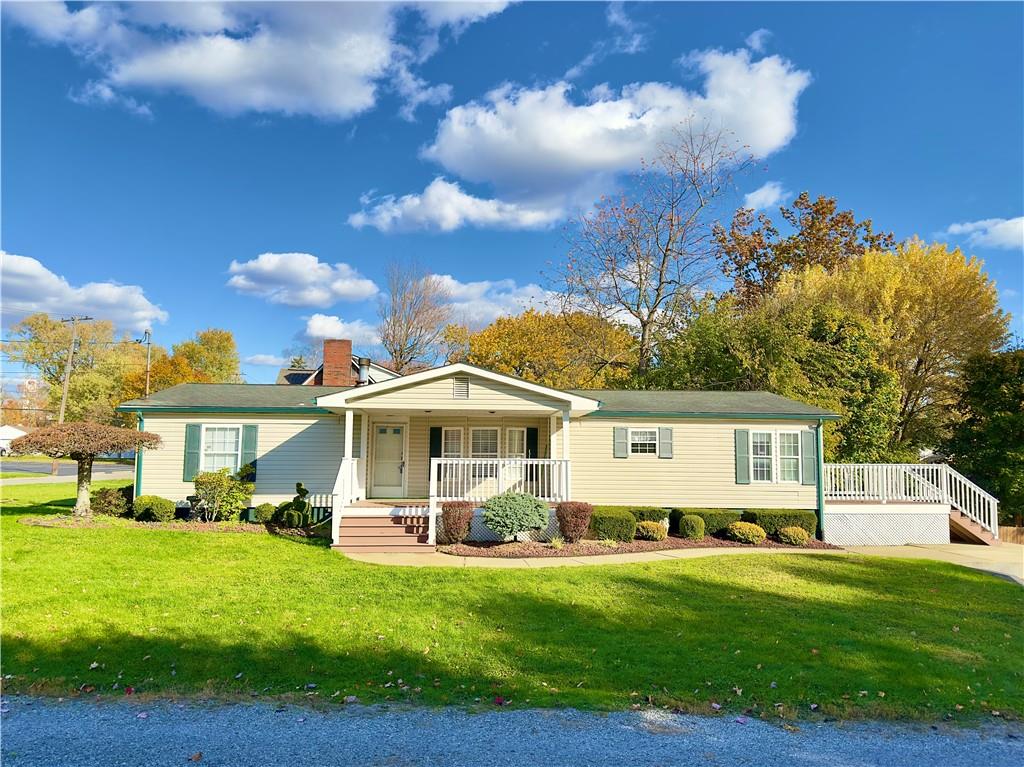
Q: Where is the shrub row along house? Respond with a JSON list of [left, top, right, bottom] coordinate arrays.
[[118, 339, 1001, 553]]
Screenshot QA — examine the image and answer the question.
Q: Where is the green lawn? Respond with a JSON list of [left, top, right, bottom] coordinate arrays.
[[0, 472, 41, 479], [2, 482, 1022, 720]]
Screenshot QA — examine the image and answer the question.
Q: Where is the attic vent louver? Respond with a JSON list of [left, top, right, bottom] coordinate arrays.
[[453, 376, 470, 399]]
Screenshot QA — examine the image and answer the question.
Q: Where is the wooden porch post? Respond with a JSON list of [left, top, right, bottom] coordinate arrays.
[[561, 409, 571, 501]]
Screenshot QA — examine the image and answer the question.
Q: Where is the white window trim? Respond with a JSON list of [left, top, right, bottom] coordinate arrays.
[[470, 427, 500, 459], [441, 427, 463, 458], [200, 423, 243, 474], [749, 429, 803, 485], [505, 427, 527, 458], [628, 427, 659, 457]]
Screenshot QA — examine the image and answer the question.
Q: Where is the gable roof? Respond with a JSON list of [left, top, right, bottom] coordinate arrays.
[[118, 383, 352, 413], [275, 358, 401, 386], [571, 389, 839, 419], [275, 369, 318, 385]]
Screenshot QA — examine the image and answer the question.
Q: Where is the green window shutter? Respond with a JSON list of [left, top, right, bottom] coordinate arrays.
[[658, 427, 673, 459], [734, 429, 750, 485], [183, 424, 201, 482], [801, 429, 817, 486], [429, 427, 442, 458], [526, 427, 539, 458], [241, 425, 259, 479], [613, 427, 628, 459]]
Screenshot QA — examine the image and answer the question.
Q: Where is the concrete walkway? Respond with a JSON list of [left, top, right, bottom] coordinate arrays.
[[346, 542, 1024, 583]]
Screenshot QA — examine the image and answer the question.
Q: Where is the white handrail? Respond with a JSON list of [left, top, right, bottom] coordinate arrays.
[[429, 458, 571, 503], [823, 463, 999, 538]]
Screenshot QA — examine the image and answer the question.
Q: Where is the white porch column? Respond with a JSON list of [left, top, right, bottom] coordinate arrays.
[[358, 410, 369, 500], [549, 414, 558, 458], [561, 409, 571, 501], [343, 409, 354, 503]]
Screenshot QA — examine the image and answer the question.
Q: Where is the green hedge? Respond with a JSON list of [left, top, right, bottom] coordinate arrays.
[[133, 495, 176, 522], [677, 514, 705, 540], [741, 509, 817, 538], [727, 521, 767, 544], [670, 508, 742, 536], [594, 505, 668, 523], [588, 508, 637, 542], [636, 520, 668, 541]]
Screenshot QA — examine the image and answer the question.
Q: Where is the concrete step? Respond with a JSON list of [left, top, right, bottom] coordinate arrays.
[[949, 511, 998, 545]]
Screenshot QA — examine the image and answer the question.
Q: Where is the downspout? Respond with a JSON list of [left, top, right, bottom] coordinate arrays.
[[815, 418, 825, 541], [134, 412, 144, 497]]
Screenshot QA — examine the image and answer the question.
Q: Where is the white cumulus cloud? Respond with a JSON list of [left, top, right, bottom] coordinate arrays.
[[227, 253, 379, 307], [1, 251, 167, 332], [745, 28, 772, 53], [4, 1, 507, 120], [303, 314, 380, 346], [348, 178, 563, 232], [743, 181, 788, 211], [436, 275, 554, 327], [244, 354, 288, 367], [354, 47, 811, 232], [943, 217, 1024, 250]]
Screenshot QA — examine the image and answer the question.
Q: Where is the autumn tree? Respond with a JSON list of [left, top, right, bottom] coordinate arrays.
[[119, 351, 210, 404], [10, 422, 160, 514], [1, 379, 51, 428], [775, 239, 1008, 450], [440, 323, 471, 364], [172, 328, 241, 383], [551, 120, 753, 374], [714, 192, 895, 306], [943, 348, 1024, 525], [378, 260, 452, 373], [465, 310, 637, 389]]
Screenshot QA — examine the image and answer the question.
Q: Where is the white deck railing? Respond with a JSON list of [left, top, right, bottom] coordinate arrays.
[[824, 463, 999, 538]]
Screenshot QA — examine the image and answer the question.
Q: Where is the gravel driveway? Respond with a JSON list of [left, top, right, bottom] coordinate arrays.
[[2, 697, 1021, 766]]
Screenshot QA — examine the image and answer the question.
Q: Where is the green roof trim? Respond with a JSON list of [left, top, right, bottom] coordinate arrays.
[[585, 410, 841, 421], [116, 405, 335, 415], [570, 389, 839, 419]]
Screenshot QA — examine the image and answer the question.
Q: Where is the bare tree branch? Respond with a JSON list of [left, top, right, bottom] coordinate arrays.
[[377, 260, 452, 373]]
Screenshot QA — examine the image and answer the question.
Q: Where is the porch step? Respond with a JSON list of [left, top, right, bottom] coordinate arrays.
[[333, 543, 434, 554], [336, 514, 433, 552], [949, 510, 998, 545], [339, 515, 427, 528]]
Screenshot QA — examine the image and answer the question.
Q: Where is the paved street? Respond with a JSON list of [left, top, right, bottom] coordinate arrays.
[[1, 460, 132, 477], [2, 697, 1021, 767]]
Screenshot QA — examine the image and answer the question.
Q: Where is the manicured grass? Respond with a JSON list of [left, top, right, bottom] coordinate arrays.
[[2, 482, 1022, 720], [0, 472, 41, 479]]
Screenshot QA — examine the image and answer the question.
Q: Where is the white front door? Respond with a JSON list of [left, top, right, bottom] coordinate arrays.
[[372, 424, 405, 497]]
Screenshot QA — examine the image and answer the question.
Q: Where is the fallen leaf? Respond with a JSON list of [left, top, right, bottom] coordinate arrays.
[[734, 717, 748, 724], [137, 712, 149, 720], [234, 673, 243, 680], [711, 703, 721, 711], [188, 753, 202, 763], [89, 662, 100, 670], [124, 687, 135, 696]]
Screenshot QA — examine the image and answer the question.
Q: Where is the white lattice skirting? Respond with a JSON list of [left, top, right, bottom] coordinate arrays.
[[438, 510, 561, 543], [823, 502, 951, 546]]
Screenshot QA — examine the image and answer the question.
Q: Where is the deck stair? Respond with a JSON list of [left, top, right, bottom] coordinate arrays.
[[333, 511, 433, 554], [949, 510, 998, 545]]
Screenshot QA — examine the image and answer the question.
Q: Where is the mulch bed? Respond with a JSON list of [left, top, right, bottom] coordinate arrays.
[[19, 515, 323, 537], [439, 535, 839, 558]]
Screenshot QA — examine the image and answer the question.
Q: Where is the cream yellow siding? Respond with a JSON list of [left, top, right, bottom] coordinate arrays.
[[564, 416, 818, 509], [348, 373, 565, 412], [139, 413, 359, 504], [364, 414, 551, 498]]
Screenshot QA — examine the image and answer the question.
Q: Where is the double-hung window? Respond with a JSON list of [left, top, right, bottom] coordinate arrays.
[[778, 432, 801, 482], [629, 428, 658, 455], [506, 427, 527, 459], [202, 426, 241, 473], [751, 431, 773, 482], [471, 427, 499, 479], [442, 427, 463, 458]]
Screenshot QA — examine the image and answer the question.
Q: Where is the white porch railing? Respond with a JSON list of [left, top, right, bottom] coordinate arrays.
[[427, 458, 571, 546], [823, 463, 999, 538]]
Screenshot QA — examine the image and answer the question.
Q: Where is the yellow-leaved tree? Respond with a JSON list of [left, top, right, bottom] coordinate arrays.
[[775, 239, 1008, 449], [466, 310, 636, 389]]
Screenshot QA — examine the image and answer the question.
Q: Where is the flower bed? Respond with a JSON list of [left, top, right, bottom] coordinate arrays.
[[439, 534, 839, 558]]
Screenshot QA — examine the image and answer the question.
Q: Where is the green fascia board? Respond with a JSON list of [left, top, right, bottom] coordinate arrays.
[[586, 410, 841, 421], [116, 406, 334, 415]]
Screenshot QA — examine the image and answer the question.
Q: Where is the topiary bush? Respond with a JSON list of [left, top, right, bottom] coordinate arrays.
[[677, 514, 705, 540], [481, 492, 549, 541], [672, 508, 742, 536], [133, 495, 176, 522], [726, 521, 767, 545], [253, 503, 276, 524], [91, 487, 129, 517], [587, 507, 636, 542], [741, 509, 817, 538], [636, 520, 668, 541], [777, 525, 811, 546], [595, 505, 667, 523], [281, 508, 306, 528], [441, 501, 475, 544], [556, 501, 594, 543]]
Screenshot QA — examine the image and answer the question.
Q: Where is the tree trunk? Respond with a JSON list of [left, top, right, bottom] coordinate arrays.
[[74, 455, 94, 516]]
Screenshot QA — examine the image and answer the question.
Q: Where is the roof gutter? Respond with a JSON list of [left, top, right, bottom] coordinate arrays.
[[586, 410, 842, 421], [115, 405, 333, 415]]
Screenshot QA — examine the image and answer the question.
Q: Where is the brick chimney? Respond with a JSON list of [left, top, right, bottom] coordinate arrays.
[[318, 339, 354, 386]]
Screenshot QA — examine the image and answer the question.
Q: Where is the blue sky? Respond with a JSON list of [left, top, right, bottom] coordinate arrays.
[[3, 1, 1022, 384]]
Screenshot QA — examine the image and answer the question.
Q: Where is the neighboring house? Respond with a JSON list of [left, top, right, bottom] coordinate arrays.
[[118, 339, 1000, 553], [0, 424, 27, 455], [275, 340, 400, 386]]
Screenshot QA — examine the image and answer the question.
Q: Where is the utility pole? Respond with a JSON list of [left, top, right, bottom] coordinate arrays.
[[52, 316, 92, 474], [137, 329, 153, 397]]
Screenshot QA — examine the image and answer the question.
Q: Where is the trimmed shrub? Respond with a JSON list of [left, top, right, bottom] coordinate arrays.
[[587, 507, 636, 542], [91, 487, 129, 517], [281, 508, 306, 528], [117, 484, 134, 507], [636, 520, 668, 541], [726, 521, 767, 545], [677, 514, 705, 540], [481, 492, 549, 541], [595, 505, 667, 523], [777, 525, 811, 546], [556, 501, 594, 543], [672, 508, 742, 536], [741, 509, 817, 538], [272, 500, 293, 523], [253, 503, 276, 524], [441, 501, 475, 544], [192, 468, 253, 522], [133, 495, 176, 522]]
